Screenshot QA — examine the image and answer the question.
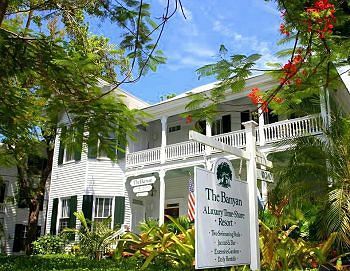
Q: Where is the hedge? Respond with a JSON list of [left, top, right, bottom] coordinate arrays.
[[0, 254, 181, 271]]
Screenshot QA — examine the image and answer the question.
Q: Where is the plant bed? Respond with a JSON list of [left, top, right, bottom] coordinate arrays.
[[0, 254, 182, 271]]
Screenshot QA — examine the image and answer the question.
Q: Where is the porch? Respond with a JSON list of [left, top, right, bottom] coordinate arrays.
[[126, 114, 324, 170]]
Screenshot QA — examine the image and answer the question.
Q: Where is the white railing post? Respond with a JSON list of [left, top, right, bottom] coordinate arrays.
[[258, 106, 268, 206], [258, 105, 265, 146], [160, 116, 167, 164], [158, 169, 166, 225], [205, 119, 212, 156], [243, 120, 260, 271]]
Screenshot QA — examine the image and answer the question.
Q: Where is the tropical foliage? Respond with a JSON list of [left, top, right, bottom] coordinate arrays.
[[0, 254, 181, 271], [63, 211, 119, 260], [186, 0, 350, 121], [259, 197, 338, 270], [116, 216, 194, 270], [271, 116, 350, 251]]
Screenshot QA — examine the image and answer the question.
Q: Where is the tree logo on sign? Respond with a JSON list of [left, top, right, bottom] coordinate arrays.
[[216, 161, 232, 188]]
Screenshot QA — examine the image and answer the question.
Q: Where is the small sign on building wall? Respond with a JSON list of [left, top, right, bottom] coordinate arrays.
[[130, 176, 156, 187], [195, 158, 250, 269]]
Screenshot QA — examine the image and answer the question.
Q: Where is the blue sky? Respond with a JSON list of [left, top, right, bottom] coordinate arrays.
[[90, 0, 283, 104]]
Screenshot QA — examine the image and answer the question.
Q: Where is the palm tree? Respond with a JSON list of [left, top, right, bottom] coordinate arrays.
[[270, 116, 350, 250]]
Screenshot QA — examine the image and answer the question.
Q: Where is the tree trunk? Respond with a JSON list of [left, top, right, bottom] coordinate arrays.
[[0, 0, 8, 27], [25, 196, 40, 255], [24, 147, 54, 255]]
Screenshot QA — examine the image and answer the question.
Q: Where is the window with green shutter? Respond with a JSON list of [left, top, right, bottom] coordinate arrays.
[[57, 127, 65, 165], [82, 195, 94, 224], [114, 196, 125, 229], [50, 198, 59, 235], [117, 133, 127, 160], [68, 195, 77, 228], [88, 133, 98, 159], [58, 126, 82, 165]]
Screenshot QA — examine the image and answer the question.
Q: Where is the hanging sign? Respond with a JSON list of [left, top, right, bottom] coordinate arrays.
[[136, 192, 149, 197], [195, 161, 250, 269], [256, 168, 273, 183], [130, 176, 156, 187], [133, 185, 153, 193]]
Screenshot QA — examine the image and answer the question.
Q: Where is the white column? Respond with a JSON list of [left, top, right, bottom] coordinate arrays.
[[243, 120, 260, 271], [257, 106, 268, 206], [158, 169, 166, 225], [205, 119, 212, 156], [160, 116, 167, 164], [320, 88, 331, 128], [258, 105, 265, 146]]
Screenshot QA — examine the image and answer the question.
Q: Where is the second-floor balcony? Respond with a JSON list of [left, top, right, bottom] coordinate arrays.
[[126, 114, 324, 170]]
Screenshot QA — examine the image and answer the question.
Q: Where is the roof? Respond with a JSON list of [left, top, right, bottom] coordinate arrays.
[[97, 78, 150, 109], [141, 73, 277, 121]]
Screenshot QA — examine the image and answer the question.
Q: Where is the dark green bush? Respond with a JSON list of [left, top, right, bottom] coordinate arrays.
[[32, 234, 67, 255]]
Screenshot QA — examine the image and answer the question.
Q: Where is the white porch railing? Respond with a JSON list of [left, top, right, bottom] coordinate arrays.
[[213, 129, 247, 147], [165, 141, 205, 161], [126, 147, 161, 167], [126, 114, 323, 169], [264, 114, 323, 143]]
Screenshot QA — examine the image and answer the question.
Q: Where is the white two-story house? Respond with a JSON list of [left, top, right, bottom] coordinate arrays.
[[45, 71, 350, 235]]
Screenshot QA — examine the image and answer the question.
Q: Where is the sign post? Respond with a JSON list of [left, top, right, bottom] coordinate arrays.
[[190, 120, 264, 270], [243, 121, 260, 271]]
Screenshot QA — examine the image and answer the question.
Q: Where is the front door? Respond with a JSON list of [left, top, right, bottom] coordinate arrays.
[[131, 204, 145, 233]]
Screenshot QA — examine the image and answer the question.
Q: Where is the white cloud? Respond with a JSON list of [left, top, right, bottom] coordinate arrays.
[[183, 42, 216, 58], [166, 44, 215, 71], [212, 20, 282, 69]]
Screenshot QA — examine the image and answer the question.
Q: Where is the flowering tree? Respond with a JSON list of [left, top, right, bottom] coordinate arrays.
[[187, 0, 350, 118]]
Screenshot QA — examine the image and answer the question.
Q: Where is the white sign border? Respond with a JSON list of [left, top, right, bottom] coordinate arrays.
[[194, 166, 250, 269]]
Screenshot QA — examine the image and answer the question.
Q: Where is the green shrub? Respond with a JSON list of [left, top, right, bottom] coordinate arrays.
[[32, 234, 67, 255], [0, 254, 181, 271]]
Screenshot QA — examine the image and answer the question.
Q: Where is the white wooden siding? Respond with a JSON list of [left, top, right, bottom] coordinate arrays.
[[0, 166, 45, 255]]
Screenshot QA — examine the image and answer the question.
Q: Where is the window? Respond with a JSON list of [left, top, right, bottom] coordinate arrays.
[[13, 224, 41, 252], [59, 198, 70, 232], [168, 125, 181, 133], [98, 133, 117, 158], [211, 115, 231, 135], [58, 126, 83, 165], [88, 132, 118, 159], [13, 224, 28, 252], [196, 120, 206, 135], [165, 203, 180, 221], [94, 197, 113, 225], [211, 119, 222, 136], [64, 148, 74, 163]]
